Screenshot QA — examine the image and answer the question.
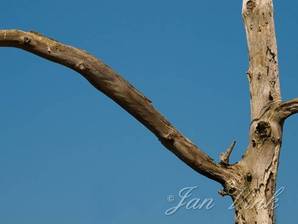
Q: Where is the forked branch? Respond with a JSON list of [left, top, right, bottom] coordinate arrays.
[[0, 29, 232, 184], [276, 98, 298, 120]]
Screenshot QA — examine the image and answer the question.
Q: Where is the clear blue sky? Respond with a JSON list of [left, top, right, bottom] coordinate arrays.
[[0, 0, 297, 223]]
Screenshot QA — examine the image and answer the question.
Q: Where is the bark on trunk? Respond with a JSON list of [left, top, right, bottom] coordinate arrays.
[[228, 0, 282, 223], [0, 1, 297, 223], [221, 107, 283, 224]]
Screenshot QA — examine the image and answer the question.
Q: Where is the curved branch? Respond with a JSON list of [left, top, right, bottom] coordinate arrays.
[[0, 29, 232, 184], [276, 98, 298, 120]]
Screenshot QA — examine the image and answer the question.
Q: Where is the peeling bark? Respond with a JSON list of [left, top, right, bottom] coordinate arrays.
[[228, 0, 284, 223], [0, 1, 297, 223], [243, 0, 281, 120]]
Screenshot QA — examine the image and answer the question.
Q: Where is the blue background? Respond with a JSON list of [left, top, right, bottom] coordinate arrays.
[[0, 0, 297, 223]]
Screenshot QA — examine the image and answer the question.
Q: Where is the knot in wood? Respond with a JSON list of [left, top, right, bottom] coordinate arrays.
[[76, 62, 87, 71], [223, 178, 242, 197], [159, 130, 178, 148], [23, 36, 31, 45], [255, 121, 271, 139], [246, 0, 256, 12], [246, 173, 253, 183]]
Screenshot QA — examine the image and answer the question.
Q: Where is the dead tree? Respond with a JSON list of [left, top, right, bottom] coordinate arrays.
[[0, 0, 296, 223]]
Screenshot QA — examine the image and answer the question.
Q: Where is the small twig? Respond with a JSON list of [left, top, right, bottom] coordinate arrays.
[[220, 140, 236, 165], [218, 188, 229, 197]]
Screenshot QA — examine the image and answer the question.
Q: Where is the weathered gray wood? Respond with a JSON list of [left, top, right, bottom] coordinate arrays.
[[242, 0, 281, 120], [0, 29, 233, 184], [228, 0, 288, 223], [0, 1, 297, 223]]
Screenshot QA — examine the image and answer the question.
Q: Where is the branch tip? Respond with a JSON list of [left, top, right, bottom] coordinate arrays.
[[276, 98, 298, 121], [220, 140, 236, 165]]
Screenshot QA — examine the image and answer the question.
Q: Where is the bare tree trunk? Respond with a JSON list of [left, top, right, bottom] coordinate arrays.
[[223, 0, 298, 223], [0, 1, 298, 223], [227, 0, 282, 223]]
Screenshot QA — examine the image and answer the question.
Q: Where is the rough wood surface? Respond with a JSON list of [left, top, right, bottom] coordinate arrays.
[[1, 1, 298, 223], [0, 29, 233, 184], [228, 0, 291, 223], [243, 0, 281, 120]]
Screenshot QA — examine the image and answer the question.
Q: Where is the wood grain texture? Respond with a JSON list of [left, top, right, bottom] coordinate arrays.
[[233, 1, 283, 223], [0, 29, 232, 184], [1, 1, 298, 222], [243, 0, 281, 121]]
